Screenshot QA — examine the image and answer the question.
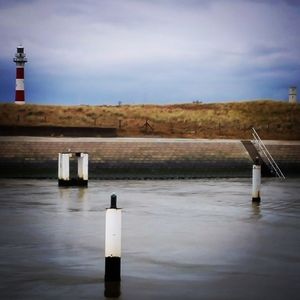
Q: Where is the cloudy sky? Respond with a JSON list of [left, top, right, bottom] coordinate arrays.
[[0, 0, 299, 105]]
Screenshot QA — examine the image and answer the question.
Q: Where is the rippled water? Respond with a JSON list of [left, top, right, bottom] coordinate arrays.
[[0, 179, 299, 299]]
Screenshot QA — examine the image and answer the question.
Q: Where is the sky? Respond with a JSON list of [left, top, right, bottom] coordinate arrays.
[[0, 0, 300, 105]]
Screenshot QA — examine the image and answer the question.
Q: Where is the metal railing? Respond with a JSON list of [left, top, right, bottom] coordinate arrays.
[[252, 127, 285, 179]]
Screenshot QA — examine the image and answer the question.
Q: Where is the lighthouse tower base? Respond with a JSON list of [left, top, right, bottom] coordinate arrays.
[[15, 101, 25, 105]]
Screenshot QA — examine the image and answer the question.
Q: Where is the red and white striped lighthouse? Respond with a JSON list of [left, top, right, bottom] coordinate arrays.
[[13, 45, 27, 104]]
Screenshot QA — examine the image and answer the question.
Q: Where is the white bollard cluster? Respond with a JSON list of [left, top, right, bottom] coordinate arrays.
[[58, 152, 88, 187]]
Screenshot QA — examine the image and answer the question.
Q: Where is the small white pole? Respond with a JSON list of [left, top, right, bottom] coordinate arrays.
[[58, 153, 71, 186], [62, 153, 70, 181], [252, 157, 261, 203], [58, 153, 62, 180], [77, 153, 88, 181], [105, 194, 122, 282]]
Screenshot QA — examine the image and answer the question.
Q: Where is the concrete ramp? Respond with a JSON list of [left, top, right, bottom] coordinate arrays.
[[241, 140, 273, 177]]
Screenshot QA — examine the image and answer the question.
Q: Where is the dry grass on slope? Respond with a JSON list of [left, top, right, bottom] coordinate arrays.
[[0, 100, 299, 139]]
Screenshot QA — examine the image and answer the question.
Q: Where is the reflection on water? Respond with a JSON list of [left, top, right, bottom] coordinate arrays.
[[59, 186, 88, 202], [77, 187, 87, 201], [251, 202, 262, 219], [59, 187, 89, 213], [0, 178, 299, 300]]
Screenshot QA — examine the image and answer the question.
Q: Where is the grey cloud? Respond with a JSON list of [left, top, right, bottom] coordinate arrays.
[[275, 0, 300, 5], [283, 0, 300, 5], [233, 59, 300, 79], [0, 0, 37, 9], [250, 46, 288, 57], [242, 0, 300, 6], [1, 0, 300, 103]]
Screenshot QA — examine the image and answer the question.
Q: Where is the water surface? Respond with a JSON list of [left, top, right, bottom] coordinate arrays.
[[0, 179, 299, 299]]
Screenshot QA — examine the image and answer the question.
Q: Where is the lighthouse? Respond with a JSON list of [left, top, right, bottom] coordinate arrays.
[[289, 86, 297, 104], [13, 45, 27, 104]]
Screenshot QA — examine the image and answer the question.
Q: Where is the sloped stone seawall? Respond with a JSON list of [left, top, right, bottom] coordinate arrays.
[[0, 137, 299, 179]]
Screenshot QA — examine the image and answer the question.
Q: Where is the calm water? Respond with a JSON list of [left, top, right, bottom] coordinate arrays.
[[0, 179, 299, 299]]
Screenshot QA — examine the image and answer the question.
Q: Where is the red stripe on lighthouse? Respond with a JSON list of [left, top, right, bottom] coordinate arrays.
[[16, 67, 24, 79], [15, 90, 25, 102]]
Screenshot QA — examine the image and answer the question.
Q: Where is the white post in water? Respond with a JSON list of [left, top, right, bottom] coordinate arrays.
[[105, 194, 122, 282], [252, 158, 261, 203], [77, 153, 88, 185], [58, 153, 71, 185], [58, 153, 62, 180]]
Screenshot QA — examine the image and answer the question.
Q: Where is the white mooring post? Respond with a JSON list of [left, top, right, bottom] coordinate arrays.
[[77, 152, 88, 184], [105, 194, 122, 282], [58, 153, 70, 185], [252, 158, 261, 203], [58, 153, 62, 180]]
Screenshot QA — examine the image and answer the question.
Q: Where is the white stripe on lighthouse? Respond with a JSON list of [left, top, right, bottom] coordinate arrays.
[[16, 79, 24, 91]]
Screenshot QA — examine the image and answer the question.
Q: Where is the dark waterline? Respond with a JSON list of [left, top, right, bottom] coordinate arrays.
[[0, 179, 299, 299]]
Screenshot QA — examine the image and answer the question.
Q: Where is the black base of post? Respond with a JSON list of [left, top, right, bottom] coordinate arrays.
[[104, 281, 121, 298], [105, 257, 121, 282], [252, 197, 261, 203], [58, 178, 88, 187]]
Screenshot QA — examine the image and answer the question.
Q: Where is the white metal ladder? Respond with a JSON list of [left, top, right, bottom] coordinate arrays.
[[252, 128, 285, 179]]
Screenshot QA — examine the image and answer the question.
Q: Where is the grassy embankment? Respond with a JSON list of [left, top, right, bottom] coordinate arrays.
[[0, 100, 299, 139]]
